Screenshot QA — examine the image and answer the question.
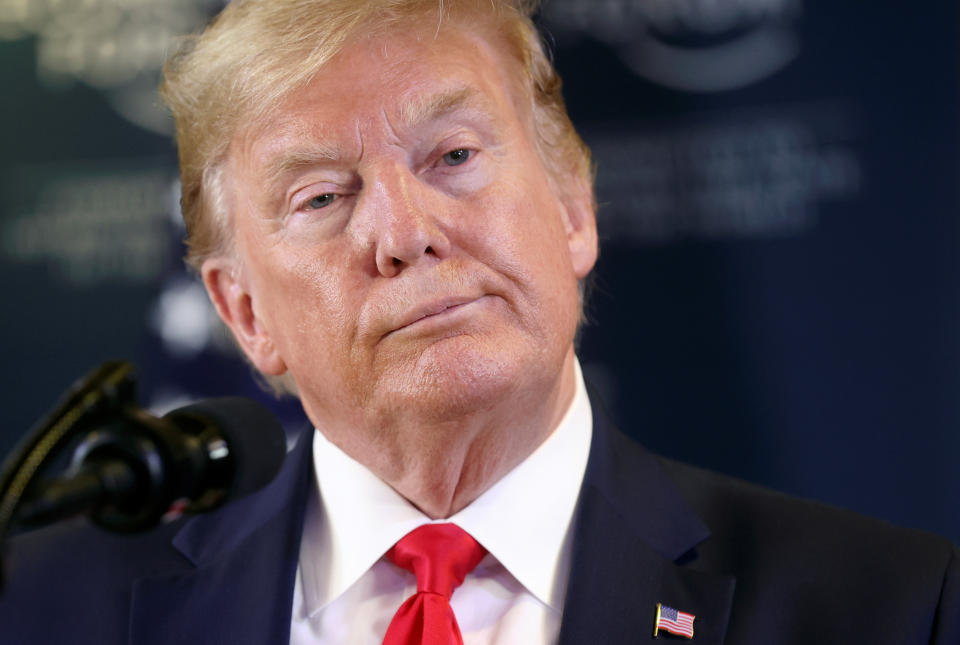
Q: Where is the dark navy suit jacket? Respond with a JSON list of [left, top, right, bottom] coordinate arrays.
[[2, 402, 958, 644]]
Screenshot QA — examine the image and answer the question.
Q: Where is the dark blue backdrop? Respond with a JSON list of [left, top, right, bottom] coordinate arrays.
[[1, 1, 957, 541]]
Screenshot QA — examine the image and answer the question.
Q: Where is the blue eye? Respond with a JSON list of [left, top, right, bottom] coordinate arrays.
[[306, 193, 337, 209], [441, 148, 471, 166]]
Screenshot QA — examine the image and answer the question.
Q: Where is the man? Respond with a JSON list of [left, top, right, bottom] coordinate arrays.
[[1, 1, 958, 643]]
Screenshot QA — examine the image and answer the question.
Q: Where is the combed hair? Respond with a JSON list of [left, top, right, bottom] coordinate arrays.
[[159, 0, 594, 396], [159, 0, 594, 272]]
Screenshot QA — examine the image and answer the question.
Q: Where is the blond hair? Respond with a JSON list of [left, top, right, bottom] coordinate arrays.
[[159, 0, 593, 272], [160, 0, 594, 396]]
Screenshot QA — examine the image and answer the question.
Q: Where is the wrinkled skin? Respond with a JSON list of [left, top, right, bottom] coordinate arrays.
[[203, 19, 597, 518]]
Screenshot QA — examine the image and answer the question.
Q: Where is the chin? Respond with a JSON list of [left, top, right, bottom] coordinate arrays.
[[392, 338, 536, 420]]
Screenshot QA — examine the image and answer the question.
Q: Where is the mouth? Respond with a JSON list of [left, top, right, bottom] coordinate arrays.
[[391, 295, 488, 335]]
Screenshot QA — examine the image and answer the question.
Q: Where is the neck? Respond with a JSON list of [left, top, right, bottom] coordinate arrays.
[[314, 350, 579, 519]]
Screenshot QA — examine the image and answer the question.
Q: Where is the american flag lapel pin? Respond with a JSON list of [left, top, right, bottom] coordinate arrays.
[[654, 603, 695, 639]]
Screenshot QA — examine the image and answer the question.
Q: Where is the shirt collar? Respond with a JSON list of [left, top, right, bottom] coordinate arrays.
[[299, 359, 593, 615]]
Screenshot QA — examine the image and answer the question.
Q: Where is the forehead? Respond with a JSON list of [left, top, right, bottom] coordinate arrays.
[[235, 20, 529, 165]]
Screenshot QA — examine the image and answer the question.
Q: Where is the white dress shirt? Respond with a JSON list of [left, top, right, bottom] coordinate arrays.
[[289, 360, 593, 644]]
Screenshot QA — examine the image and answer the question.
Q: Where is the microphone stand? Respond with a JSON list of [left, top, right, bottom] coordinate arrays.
[[0, 361, 169, 591]]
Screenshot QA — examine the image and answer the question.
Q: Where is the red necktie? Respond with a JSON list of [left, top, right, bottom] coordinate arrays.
[[381, 523, 487, 645]]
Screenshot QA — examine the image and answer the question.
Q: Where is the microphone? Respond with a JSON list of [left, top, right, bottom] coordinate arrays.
[[12, 397, 287, 533]]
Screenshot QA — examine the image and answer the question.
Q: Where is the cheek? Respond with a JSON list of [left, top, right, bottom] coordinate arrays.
[[466, 180, 571, 278], [252, 244, 360, 348]]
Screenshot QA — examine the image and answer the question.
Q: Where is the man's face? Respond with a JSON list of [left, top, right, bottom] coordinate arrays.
[[207, 19, 597, 451]]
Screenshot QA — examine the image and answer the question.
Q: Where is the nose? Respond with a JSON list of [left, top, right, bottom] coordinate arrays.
[[364, 164, 451, 277]]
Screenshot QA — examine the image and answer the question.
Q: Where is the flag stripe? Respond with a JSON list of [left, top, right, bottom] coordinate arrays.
[[657, 605, 695, 638]]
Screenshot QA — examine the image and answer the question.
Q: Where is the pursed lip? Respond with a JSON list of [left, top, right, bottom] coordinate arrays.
[[391, 295, 485, 333]]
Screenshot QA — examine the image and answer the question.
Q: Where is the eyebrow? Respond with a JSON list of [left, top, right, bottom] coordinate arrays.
[[397, 85, 490, 130], [260, 85, 493, 190], [261, 141, 344, 194]]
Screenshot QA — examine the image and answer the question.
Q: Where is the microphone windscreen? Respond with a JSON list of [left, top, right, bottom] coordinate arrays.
[[164, 397, 287, 499]]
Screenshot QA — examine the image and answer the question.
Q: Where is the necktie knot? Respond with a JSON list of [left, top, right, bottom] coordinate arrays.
[[386, 523, 487, 598], [381, 523, 486, 645]]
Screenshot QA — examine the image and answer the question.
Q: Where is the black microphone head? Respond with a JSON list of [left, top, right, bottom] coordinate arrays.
[[163, 397, 286, 501]]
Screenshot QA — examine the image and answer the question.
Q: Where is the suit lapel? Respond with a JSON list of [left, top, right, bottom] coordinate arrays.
[[126, 397, 735, 643], [128, 429, 314, 645], [558, 400, 736, 644]]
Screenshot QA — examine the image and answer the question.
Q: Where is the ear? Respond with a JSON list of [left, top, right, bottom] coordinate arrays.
[[201, 257, 287, 376], [559, 175, 599, 279]]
